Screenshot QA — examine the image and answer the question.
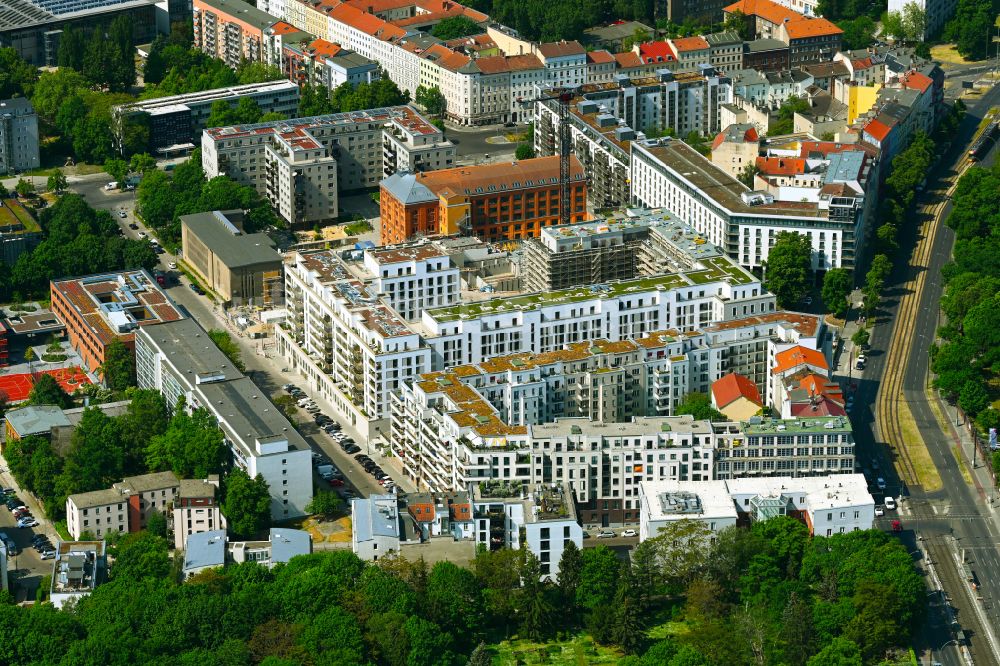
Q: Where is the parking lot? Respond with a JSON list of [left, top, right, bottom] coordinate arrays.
[[280, 384, 404, 501], [0, 478, 60, 601]]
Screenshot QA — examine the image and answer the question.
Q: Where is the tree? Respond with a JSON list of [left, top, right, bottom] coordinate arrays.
[[675, 392, 726, 421], [822, 268, 852, 318], [838, 16, 877, 50], [431, 16, 482, 40], [515, 143, 534, 160], [28, 373, 72, 408], [959, 379, 990, 416], [764, 231, 812, 308], [881, 10, 905, 41], [104, 158, 129, 186], [100, 337, 136, 391], [223, 468, 271, 539], [146, 509, 168, 538], [146, 406, 227, 479], [737, 162, 759, 188], [517, 552, 553, 639], [110, 532, 172, 581], [723, 9, 749, 39], [851, 327, 870, 349], [557, 539, 583, 607], [108, 15, 137, 92], [645, 519, 713, 589], [0, 47, 37, 100], [576, 546, 619, 612], [612, 566, 644, 654], [416, 85, 446, 117], [208, 329, 246, 372], [46, 170, 68, 194], [768, 96, 810, 135], [806, 637, 862, 666], [425, 561, 484, 645], [900, 2, 926, 40], [306, 491, 343, 520], [129, 152, 157, 174], [15, 178, 34, 197]]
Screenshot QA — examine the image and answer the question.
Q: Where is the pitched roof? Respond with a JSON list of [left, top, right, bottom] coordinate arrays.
[[308, 38, 342, 58], [900, 70, 933, 93], [863, 118, 893, 142], [711, 372, 762, 408], [772, 346, 828, 375], [587, 49, 615, 64], [536, 40, 585, 58], [783, 17, 842, 39], [724, 0, 799, 24], [638, 41, 676, 64], [614, 51, 644, 68], [381, 171, 438, 205], [789, 395, 846, 417], [475, 53, 543, 74], [414, 155, 584, 197], [712, 123, 759, 149], [755, 156, 806, 176], [670, 36, 710, 52], [269, 21, 300, 35], [796, 372, 844, 403]]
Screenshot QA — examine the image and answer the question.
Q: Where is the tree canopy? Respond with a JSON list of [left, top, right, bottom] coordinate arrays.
[[223, 468, 272, 539], [675, 392, 727, 421], [763, 231, 813, 308], [431, 16, 483, 40]]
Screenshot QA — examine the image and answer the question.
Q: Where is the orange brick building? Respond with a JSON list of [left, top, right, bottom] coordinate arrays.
[[50, 270, 185, 376], [379, 156, 587, 245]]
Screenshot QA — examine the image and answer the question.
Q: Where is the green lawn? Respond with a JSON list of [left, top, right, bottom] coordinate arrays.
[[489, 634, 623, 665]]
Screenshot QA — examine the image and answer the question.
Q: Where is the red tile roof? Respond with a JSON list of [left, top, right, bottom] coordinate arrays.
[[784, 17, 842, 39], [587, 49, 615, 64], [900, 71, 933, 93], [724, 0, 799, 24], [475, 53, 543, 74], [269, 21, 300, 35], [772, 345, 828, 375], [863, 118, 893, 142], [614, 51, 644, 69], [309, 38, 342, 58], [712, 372, 763, 408], [670, 36, 710, 52], [789, 396, 846, 417], [536, 40, 585, 58], [796, 372, 844, 403], [638, 41, 676, 64], [755, 156, 807, 176], [712, 124, 759, 149]]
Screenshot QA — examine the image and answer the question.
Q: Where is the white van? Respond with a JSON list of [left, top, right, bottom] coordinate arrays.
[[104, 182, 118, 191]]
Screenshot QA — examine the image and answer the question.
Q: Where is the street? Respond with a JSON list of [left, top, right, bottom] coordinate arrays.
[[0, 476, 60, 602], [853, 81, 1000, 666]]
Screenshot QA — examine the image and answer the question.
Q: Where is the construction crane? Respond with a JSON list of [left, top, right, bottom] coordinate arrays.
[[520, 88, 577, 226]]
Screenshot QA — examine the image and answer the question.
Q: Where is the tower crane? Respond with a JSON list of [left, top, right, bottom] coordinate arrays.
[[520, 88, 577, 226]]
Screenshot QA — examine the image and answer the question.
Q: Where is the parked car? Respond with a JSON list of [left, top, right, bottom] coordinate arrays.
[[17, 518, 38, 528], [168, 261, 177, 269], [344, 445, 361, 454], [620, 529, 637, 538], [596, 530, 616, 538], [118, 210, 127, 218], [891, 520, 903, 532], [137, 231, 147, 238], [328, 478, 344, 487], [876, 477, 887, 491], [885, 496, 896, 510], [875, 505, 885, 517], [40, 550, 55, 560], [128, 222, 139, 230]]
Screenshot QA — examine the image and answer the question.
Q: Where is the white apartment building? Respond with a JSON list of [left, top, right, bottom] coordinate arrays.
[[263, 130, 339, 227], [391, 384, 855, 526], [630, 136, 871, 271], [416, 235, 775, 370], [0, 98, 40, 174], [639, 473, 874, 541], [730, 68, 814, 109], [136, 319, 312, 520], [65, 471, 180, 540], [173, 477, 226, 550], [202, 105, 453, 228], [771, 0, 819, 16], [536, 41, 587, 87], [277, 243, 458, 440]]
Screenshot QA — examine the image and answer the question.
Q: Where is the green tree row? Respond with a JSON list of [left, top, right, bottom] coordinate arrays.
[[298, 75, 410, 118], [0, 516, 924, 665], [0, 194, 158, 302], [464, 0, 656, 42], [136, 149, 279, 250], [943, 0, 1000, 60], [932, 159, 1000, 431]]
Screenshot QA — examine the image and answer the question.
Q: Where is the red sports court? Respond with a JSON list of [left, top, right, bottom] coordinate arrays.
[[0, 367, 91, 403]]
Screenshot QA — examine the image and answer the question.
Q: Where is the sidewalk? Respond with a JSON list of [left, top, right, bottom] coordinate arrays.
[[935, 396, 1000, 521]]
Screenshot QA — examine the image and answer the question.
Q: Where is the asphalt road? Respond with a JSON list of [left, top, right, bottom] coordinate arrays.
[[76, 181, 398, 503], [856, 85, 1000, 666], [0, 481, 61, 601]]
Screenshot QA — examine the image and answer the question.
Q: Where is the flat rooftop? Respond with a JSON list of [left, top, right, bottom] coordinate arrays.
[[204, 105, 440, 142], [123, 80, 297, 113], [740, 415, 852, 435], [197, 377, 309, 453], [2, 304, 65, 336], [180, 211, 281, 268], [635, 138, 827, 219], [424, 252, 754, 323], [474, 482, 578, 523], [138, 319, 244, 383], [642, 480, 738, 522], [0, 0, 155, 30], [51, 270, 184, 347]]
